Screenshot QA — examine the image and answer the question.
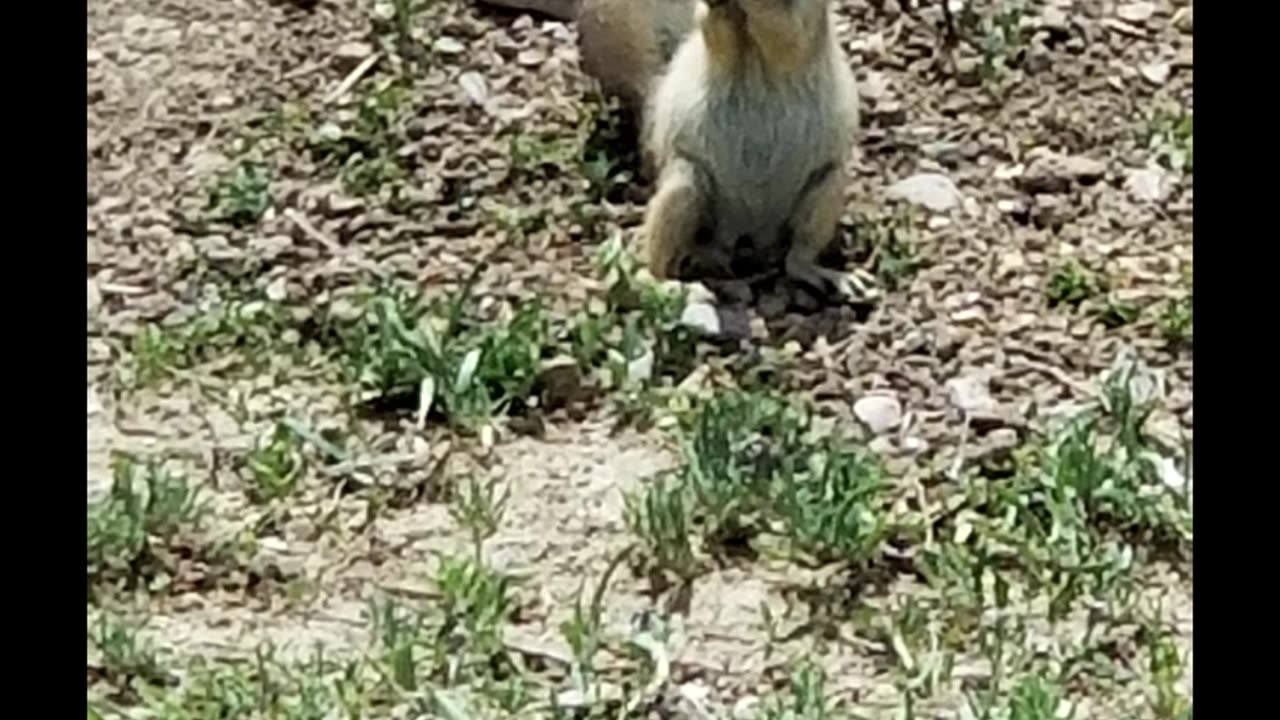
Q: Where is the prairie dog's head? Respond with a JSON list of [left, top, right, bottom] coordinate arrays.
[[700, 0, 830, 22], [698, 0, 834, 67]]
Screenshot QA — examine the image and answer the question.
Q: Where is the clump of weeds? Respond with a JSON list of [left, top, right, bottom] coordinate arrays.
[[87, 454, 205, 593], [340, 272, 550, 432], [207, 157, 272, 227], [627, 391, 891, 586]]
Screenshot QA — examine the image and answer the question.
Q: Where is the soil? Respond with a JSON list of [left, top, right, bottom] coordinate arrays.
[[87, 1, 1192, 716]]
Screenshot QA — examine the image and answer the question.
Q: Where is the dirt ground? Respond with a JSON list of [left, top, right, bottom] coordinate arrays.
[[88, 1, 1192, 717]]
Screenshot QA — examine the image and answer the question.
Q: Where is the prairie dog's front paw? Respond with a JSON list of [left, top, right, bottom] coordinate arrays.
[[785, 256, 881, 306], [826, 267, 881, 304]]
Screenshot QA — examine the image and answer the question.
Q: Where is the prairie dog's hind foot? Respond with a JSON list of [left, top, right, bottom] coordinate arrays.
[[784, 254, 881, 305]]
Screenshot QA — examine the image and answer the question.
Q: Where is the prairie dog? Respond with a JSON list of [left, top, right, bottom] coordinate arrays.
[[476, 0, 698, 116], [642, 0, 875, 300], [476, 0, 876, 300], [577, 0, 698, 113]]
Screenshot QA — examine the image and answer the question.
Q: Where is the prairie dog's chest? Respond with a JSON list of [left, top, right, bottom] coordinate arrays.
[[696, 83, 844, 227]]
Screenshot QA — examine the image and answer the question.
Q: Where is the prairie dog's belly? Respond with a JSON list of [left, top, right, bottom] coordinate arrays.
[[694, 100, 844, 269], [646, 32, 857, 276], [708, 172, 804, 267]]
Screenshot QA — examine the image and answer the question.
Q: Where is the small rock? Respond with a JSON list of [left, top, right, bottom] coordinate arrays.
[[884, 457, 913, 476], [1019, 151, 1106, 194], [432, 37, 466, 56], [944, 291, 982, 312], [1032, 194, 1071, 229], [1144, 451, 1189, 494], [899, 329, 929, 355], [1116, 2, 1156, 24], [1023, 43, 1053, 74], [993, 163, 1025, 182], [953, 57, 982, 87], [934, 326, 966, 361], [973, 428, 1020, 470], [314, 122, 343, 145], [333, 41, 374, 73], [886, 172, 963, 212], [250, 234, 293, 260], [682, 281, 717, 305], [997, 250, 1026, 277], [868, 99, 908, 126], [404, 118, 429, 141], [1173, 7, 1192, 32], [946, 375, 995, 414], [328, 297, 363, 322], [996, 198, 1027, 217], [854, 394, 903, 435], [210, 93, 236, 110], [1124, 165, 1172, 203], [858, 71, 892, 101], [869, 436, 897, 456], [1139, 61, 1170, 86], [458, 71, 490, 106], [1056, 155, 1107, 181], [549, 23, 574, 43], [627, 348, 654, 384], [921, 141, 963, 166], [731, 697, 762, 720], [680, 298, 721, 336], [285, 516, 318, 542], [323, 193, 364, 217], [87, 279, 102, 315], [971, 405, 1023, 434], [516, 48, 546, 67], [1039, 7, 1070, 36], [901, 436, 930, 455], [265, 277, 288, 302], [87, 387, 103, 418], [259, 536, 290, 555], [538, 356, 584, 409], [989, 428, 1019, 449], [850, 29, 887, 57]]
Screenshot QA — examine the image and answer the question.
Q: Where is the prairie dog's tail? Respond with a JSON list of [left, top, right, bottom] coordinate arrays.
[[475, 0, 699, 113], [579, 0, 698, 112]]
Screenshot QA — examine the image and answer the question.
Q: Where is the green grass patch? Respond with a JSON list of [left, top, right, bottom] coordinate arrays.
[[243, 422, 309, 503], [627, 391, 891, 582], [1045, 262, 1099, 308], [207, 158, 272, 227], [917, 359, 1191, 624], [309, 78, 412, 197], [87, 454, 205, 593], [338, 273, 550, 431], [858, 208, 925, 292], [1145, 106, 1193, 174], [123, 298, 294, 387]]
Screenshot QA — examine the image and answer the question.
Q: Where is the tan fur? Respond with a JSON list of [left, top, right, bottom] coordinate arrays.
[[477, 0, 874, 300], [641, 0, 873, 300], [475, 1, 695, 115], [576, 0, 698, 114]]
